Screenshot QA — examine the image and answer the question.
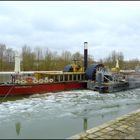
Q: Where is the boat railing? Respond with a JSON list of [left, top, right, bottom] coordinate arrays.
[[11, 72, 86, 84]]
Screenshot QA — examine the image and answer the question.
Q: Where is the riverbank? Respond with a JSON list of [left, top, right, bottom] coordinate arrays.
[[68, 108, 140, 139]]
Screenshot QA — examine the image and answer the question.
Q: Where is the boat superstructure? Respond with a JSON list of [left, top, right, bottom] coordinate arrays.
[[86, 59, 140, 93], [86, 64, 129, 93]]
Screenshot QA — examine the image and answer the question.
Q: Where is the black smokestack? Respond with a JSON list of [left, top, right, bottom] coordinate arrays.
[[84, 42, 88, 71]]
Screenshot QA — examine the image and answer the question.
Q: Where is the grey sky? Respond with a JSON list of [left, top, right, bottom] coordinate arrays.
[[0, 1, 140, 61]]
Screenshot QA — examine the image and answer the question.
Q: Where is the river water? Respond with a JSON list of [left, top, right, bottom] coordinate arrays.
[[0, 89, 140, 139]]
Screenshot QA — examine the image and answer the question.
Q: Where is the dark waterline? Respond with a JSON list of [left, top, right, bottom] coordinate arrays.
[[0, 89, 140, 139]]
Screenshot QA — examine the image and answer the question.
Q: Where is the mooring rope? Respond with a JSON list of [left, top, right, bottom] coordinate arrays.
[[0, 86, 14, 104]]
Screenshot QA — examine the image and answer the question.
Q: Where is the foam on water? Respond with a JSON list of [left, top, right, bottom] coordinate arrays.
[[0, 89, 140, 124]]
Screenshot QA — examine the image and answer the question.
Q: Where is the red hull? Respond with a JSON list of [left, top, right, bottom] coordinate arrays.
[[0, 82, 87, 96]]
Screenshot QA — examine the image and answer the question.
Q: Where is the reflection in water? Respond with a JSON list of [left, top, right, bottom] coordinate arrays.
[[83, 118, 88, 132], [15, 122, 21, 136]]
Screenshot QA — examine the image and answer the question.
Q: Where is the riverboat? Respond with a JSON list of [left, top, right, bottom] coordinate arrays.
[[0, 71, 87, 96], [1, 41, 138, 96], [0, 42, 89, 96]]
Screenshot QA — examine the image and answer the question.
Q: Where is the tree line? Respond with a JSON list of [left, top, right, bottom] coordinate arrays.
[[0, 43, 139, 71], [99, 50, 140, 70], [0, 44, 94, 71]]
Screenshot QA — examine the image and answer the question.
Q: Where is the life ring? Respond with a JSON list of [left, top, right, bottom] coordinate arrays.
[[39, 79, 44, 83], [15, 80, 21, 84], [21, 80, 27, 84], [49, 78, 54, 83], [33, 79, 38, 84], [44, 79, 49, 83], [26, 78, 33, 83]]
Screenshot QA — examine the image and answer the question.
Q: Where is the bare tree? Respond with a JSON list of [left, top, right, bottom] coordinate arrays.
[[0, 44, 6, 71], [21, 45, 36, 71]]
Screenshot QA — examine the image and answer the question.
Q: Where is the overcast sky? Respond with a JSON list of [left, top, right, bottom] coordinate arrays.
[[0, 1, 140, 61]]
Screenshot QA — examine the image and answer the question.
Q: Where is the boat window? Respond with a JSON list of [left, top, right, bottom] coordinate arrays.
[[78, 74, 80, 80], [65, 75, 68, 81], [60, 75, 64, 82], [69, 74, 72, 81]]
